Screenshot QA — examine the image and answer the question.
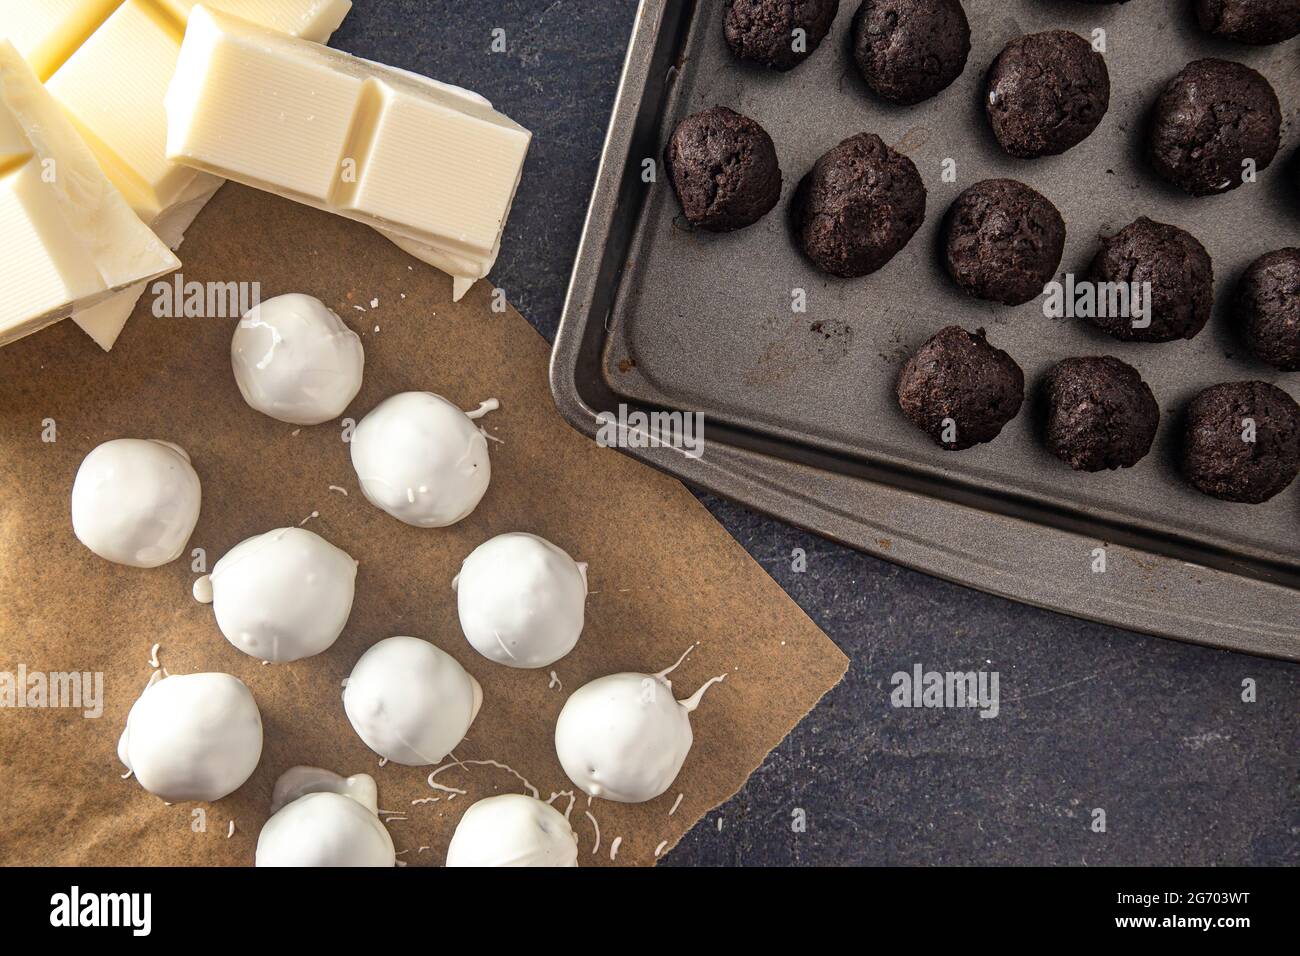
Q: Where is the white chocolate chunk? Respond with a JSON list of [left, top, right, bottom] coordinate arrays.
[[166, 5, 530, 297], [0, 41, 179, 346], [9, 0, 352, 348]]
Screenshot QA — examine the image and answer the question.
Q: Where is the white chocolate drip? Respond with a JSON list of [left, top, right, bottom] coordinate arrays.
[[464, 398, 499, 420]]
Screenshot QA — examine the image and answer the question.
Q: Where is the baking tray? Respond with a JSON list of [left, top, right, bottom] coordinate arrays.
[[552, 0, 1300, 660]]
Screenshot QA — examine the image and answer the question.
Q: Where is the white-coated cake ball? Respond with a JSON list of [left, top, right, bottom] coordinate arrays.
[[256, 793, 395, 867], [349, 391, 491, 527], [446, 794, 579, 867], [455, 533, 587, 669], [555, 669, 723, 803], [256, 767, 394, 867], [231, 293, 364, 426], [118, 672, 262, 802], [206, 527, 357, 662], [71, 439, 201, 568], [343, 636, 482, 766]]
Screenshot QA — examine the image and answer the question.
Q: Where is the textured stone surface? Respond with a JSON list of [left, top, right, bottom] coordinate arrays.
[[338, 0, 1300, 867]]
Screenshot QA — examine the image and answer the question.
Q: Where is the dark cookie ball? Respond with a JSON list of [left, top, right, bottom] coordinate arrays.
[[1043, 356, 1160, 471], [664, 106, 782, 232], [850, 0, 971, 105], [1182, 381, 1300, 502], [1085, 217, 1214, 343], [1148, 58, 1281, 197], [793, 132, 926, 277], [724, 0, 840, 71], [896, 325, 1025, 450], [1236, 248, 1300, 371], [1196, 0, 1300, 45], [985, 31, 1110, 159], [942, 178, 1065, 306]]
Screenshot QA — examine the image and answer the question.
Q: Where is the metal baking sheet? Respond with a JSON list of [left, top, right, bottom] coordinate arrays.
[[553, 0, 1300, 659]]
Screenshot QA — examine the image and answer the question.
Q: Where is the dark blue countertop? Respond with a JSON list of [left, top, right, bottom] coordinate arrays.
[[336, 0, 1299, 865]]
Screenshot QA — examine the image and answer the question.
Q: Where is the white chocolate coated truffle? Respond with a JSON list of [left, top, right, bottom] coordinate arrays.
[[555, 667, 724, 803], [231, 293, 364, 426], [71, 439, 201, 568], [256, 767, 394, 867], [118, 672, 262, 802], [349, 392, 491, 527], [343, 636, 482, 766], [209, 527, 357, 662], [454, 532, 587, 669], [446, 794, 579, 867]]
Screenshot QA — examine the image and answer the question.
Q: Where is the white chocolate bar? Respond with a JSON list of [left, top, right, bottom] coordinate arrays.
[[0, 41, 179, 346], [4, 0, 352, 348], [166, 5, 531, 299]]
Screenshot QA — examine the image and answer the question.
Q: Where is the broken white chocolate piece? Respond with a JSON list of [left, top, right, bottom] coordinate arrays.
[[165, 5, 530, 299], [0, 41, 179, 346], [10, 0, 352, 348]]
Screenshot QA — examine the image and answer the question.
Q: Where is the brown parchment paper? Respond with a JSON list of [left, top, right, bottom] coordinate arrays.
[[0, 184, 847, 867]]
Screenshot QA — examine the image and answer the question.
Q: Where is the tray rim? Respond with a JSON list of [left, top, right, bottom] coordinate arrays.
[[550, 0, 1300, 661]]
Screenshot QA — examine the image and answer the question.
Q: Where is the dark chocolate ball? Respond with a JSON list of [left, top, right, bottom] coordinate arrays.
[[1196, 0, 1300, 45], [896, 325, 1025, 450], [942, 179, 1065, 306], [1235, 248, 1300, 372], [724, 0, 840, 71], [850, 0, 971, 105], [1043, 356, 1160, 471], [792, 132, 926, 277], [664, 106, 782, 232], [1085, 217, 1214, 343], [1148, 58, 1281, 197], [985, 31, 1110, 159], [1182, 381, 1300, 503]]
